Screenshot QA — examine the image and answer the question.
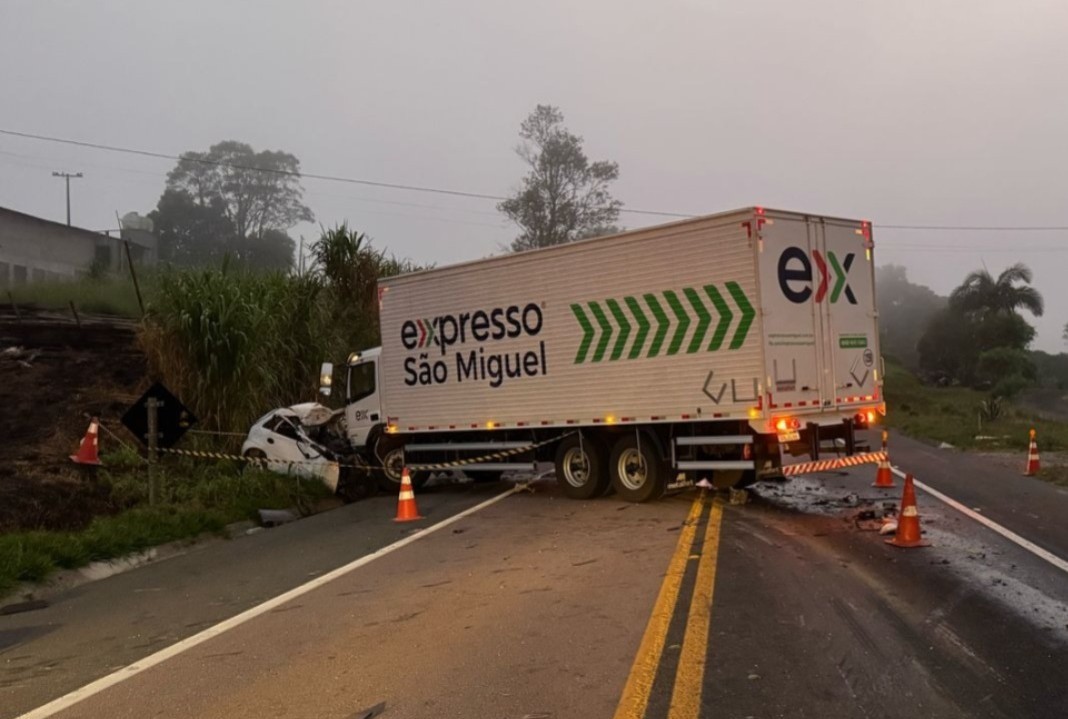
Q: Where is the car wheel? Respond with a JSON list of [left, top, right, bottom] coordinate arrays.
[[243, 448, 269, 470]]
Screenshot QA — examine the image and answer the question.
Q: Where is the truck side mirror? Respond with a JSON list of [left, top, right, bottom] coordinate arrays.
[[319, 362, 334, 397]]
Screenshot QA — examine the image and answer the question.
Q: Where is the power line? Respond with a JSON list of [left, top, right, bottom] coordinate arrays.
[[0, 127, 692, 218], [880, 224, 1068, 231], [6, 127, 1068, 228]]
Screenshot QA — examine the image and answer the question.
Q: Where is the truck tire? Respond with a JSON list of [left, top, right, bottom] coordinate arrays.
[[336, 465, 376, 503], [373, 437, 430, 492], [609, 434, 667, 503], [554, 434, 609, 500]]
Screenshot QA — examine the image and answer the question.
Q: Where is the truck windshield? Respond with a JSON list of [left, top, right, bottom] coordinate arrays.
[[348, 361, 376, 403]]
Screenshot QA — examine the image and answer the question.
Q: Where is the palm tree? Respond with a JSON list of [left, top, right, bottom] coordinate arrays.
[[949, 263, 1044, 317]]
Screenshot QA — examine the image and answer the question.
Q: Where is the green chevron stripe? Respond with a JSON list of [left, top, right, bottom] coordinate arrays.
[[606, 298, 631, 361], [624, 296, 650, 360], [588, 301, 613, 362], [663, 290, 690, 356], [828, 251, 847, 304], [683, 287, 711, 354], [704, 284, 732, 351], [725, 282, 754, 350], [570, 304, 594, 363], [645, 293, 669, 358]]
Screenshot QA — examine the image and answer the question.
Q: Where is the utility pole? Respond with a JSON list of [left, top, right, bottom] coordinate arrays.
[[51, 171, 83, 226]]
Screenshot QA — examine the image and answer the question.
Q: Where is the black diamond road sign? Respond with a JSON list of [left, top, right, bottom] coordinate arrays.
[[121, 382, 197, 449]]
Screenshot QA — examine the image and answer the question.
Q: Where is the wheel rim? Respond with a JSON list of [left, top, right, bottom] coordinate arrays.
[[384, 448, 405, 482], [562, 447, 591, 487], [617, 448, 648, 491]]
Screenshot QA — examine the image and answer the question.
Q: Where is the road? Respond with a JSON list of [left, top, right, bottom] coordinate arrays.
[[3, 432, 1068, 718]]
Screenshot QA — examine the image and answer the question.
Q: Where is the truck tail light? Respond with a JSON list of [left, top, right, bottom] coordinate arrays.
[[774, 417, 800, 432], [854, 411, 877, 428]]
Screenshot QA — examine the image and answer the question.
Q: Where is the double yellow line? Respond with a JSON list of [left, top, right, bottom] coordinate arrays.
[[613, 493, 725, 719]]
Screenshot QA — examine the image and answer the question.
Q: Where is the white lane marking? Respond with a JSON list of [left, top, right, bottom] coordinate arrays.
[[890, 467, 1068, 576], [17, 487, 520, 719]]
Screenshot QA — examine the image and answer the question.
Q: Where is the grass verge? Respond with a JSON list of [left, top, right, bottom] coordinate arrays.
[[0, 452, 332, 598], [884, 357, 1068, 451], [7, 275, 150, 317]]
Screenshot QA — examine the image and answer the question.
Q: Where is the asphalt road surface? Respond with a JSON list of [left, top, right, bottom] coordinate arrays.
[[3, 432, 1067, 719]]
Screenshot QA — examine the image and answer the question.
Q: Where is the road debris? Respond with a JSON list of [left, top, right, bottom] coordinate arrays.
[[258, 508, 299, 527]]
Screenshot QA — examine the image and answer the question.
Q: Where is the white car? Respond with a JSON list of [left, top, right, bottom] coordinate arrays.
[[242, 403, 341, 493]]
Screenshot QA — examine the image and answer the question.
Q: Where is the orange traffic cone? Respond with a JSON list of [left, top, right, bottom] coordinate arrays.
[[1024, 429, 1040, 476], [886, 473, 929, 548], [394, 467, 424, 522], [872, 430, 895, 488], [70, 417, 102, 466]]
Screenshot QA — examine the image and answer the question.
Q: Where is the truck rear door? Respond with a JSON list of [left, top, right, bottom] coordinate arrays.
[[817, 219, 880, 410], [757, 211, 879, 420], [758, 213, 829, 415]]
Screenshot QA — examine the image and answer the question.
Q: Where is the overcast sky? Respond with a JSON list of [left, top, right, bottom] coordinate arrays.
[[1, 0, 1066, 351]]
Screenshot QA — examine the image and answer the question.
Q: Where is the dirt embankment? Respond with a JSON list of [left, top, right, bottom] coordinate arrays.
[[0, 307, 147, 532]]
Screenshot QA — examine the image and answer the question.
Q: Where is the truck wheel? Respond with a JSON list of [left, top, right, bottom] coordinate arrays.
[[711, 468, 757, 490], [336, 465, 376, 503], [373, 437, 430, 492], [554, 434, 609, 499], [609, 434, 666, 503]]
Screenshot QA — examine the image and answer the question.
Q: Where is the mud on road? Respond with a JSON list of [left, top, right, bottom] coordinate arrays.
[[0, 307, 146, 532]]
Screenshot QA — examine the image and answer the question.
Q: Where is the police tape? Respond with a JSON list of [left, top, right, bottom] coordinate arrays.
[[407, 432, 574, 471], [155, 432, 574, 472], [781, 451, 887, 477]]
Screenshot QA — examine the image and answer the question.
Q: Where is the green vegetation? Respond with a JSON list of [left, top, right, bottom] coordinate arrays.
[[1037, 466, 1068, 487], [884, 357, 1068, 451], [0, 454, 331, 596], [139, 226, 421, 432], [498, 104, 623, 250], [917, 263, 1042, 390], [7, 274, 150, 318], [140, 266, 331, 432]]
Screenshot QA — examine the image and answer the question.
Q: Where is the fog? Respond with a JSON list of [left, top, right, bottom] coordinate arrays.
[[2, 0, 1066, 350]]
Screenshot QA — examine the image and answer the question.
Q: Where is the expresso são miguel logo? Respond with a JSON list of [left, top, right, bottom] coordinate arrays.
[[400, 303, 547, 389]]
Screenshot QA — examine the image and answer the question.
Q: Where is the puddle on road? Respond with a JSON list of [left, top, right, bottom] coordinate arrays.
[[749, 473, 1068, 644]]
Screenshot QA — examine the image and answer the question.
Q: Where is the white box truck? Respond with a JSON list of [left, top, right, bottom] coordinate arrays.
[[326, 207, 884, 502]]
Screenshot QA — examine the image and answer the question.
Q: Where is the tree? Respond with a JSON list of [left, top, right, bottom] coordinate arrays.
[[150, 189, 234, 266], [949, 263, 1043, 318], [149, 190, 297, 270], [167, 141, 314, 239], [498, 105, 622, 251], [576, 224, 624, 240], [919, 262, 1043, 386], [311, 224, 425, 348], [875, 265, 945, 370], [150, 141, 314, 270]]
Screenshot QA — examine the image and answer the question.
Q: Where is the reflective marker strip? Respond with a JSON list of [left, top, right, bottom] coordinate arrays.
[[781, 451, 886, 476]]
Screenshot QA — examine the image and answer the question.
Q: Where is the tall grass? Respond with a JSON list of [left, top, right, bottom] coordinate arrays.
[[139, 226, 421, 432], [141, 265, 334, 432], [7, 274, 150, 317]]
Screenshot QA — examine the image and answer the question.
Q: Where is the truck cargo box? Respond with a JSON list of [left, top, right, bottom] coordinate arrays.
[[377, 207, 880, 433]]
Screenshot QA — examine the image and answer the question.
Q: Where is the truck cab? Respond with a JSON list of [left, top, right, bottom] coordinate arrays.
[[338, 348, 384, 450]]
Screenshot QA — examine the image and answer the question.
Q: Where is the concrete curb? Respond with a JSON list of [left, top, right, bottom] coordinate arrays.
[[1, 504, 338, 610]]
